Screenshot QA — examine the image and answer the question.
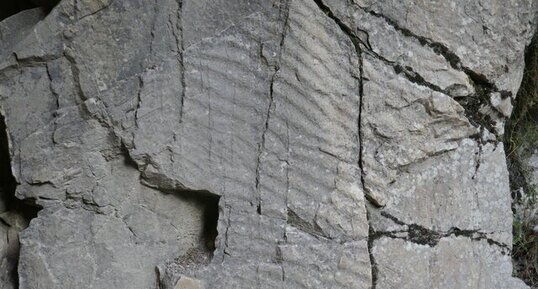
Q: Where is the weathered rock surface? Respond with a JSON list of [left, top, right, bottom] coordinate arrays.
[[0, 0, 535, 288]]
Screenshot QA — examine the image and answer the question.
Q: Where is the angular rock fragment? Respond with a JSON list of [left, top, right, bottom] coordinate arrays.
[[175, 276, 202, 289]]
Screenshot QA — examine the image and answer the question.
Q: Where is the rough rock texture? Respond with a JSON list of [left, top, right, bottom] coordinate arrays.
[[0, 0, 536, 288]]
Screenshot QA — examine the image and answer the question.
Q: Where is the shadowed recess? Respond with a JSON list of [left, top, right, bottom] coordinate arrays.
[[0, 0, 60, 21], [167, 189, 221, 254], [199, 191, 220, 253], [0, 112, 40, 287]]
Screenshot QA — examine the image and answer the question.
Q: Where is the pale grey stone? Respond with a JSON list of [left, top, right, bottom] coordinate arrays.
[[373, 236, 529, 289], [0, 8, 44, 67], [0, 0, 534, 288], [526, 151, 538, 187], [362, 53, 516, 245], [175, 276, 203, 289], [362, 0, 536, 95]]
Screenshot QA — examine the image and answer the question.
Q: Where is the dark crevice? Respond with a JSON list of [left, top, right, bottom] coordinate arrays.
[[159, 188, 220, 255], [63, 51, 87, 102], [155, 190, 219, 288], [286, 208, 331, 240], [377, 211, 441, 247], [366, 211, 378, 289], [393, 53, 499, 135], [310, 1, 376, 287], [312, 0, 363, 57], [200, 191, 220, 253], [320, 0, 501, 136], [366, 10, 462, 72], [0, 1, 38, 21], [172, 0, 186, 124], [0, 112, 40, 288], [366, 9, 498, 90], [454, 80, 498, 135], [153, 189, 220, 289], [358, 26, 376, 289], [505, 28, 538, 286], [120, 141, 140, 170], [132, 149, 221, 260], [393, 65, 442, 92], [506, 31, 538, 196], [375, 211, 510, 253], [255, 1, 290, 217], [364, 9, 508, 134], [0, 0, 59, 21]]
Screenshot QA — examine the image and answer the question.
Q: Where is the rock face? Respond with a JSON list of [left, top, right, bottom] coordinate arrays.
[[0, 0, 535, 288]]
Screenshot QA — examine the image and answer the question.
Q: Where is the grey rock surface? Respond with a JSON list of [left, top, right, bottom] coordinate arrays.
[[526, 151, 538, 187], [373, 236, 528, 289], [0, 0, 535, 288]]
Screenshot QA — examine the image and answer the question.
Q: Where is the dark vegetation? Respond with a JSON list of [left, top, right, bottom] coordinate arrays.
[[506, 30, 538, 287]]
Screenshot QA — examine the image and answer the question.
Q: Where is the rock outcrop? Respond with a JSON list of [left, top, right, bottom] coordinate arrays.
[[0, 0, 536, 288]]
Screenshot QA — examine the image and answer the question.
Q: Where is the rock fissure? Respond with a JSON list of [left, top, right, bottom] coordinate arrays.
[[363, 8, 503, 90], [76, 0, 114, 21], [0, 111, 40, 288], [310, 1, 376, 287], [361, 8, 512, 135], [307, 3, 461, 103], [286, 208, 332, 241], [11, 53, 62, 69], [311, 0, 363, 57], [377, 212, 510, 252], [0, 1, 533, 288], [222, 204, 231, 260], [255, 1, 290, 217], [358, 31, 377, 289], [63, 51, 87, 102], [45, 64, 60, 145], [314, 1, 504, 141], [134, 74, 143, 127], [173, 0, 186, 124], [366, 212, 378, 289]]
